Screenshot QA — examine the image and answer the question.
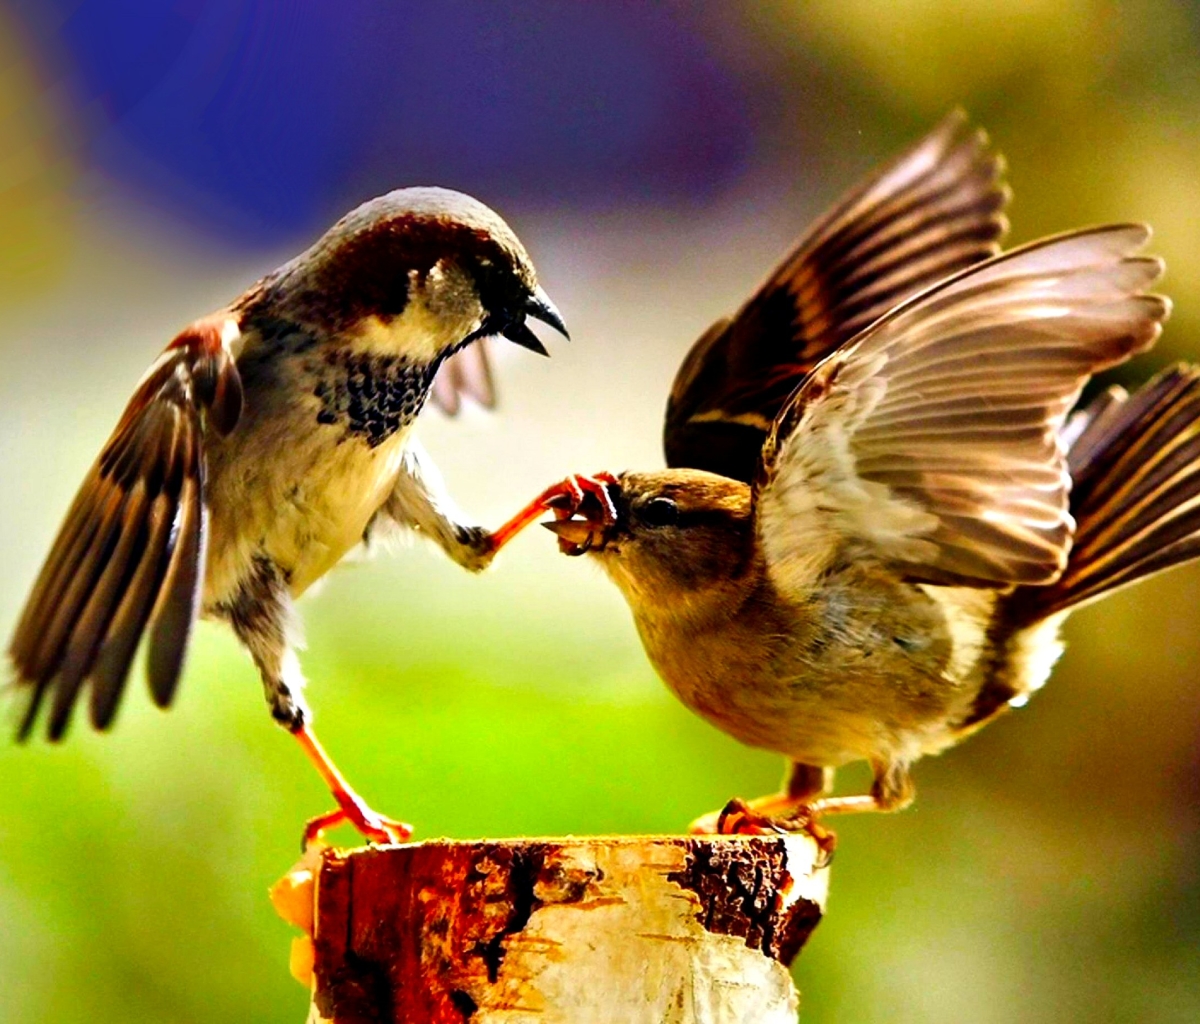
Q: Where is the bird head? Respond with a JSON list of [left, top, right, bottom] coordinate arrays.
[[544, 469, 757, 605], [258, 186, 567, 362]]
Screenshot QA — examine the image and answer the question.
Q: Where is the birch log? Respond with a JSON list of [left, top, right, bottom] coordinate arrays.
[[273, 835, 829, 1023]]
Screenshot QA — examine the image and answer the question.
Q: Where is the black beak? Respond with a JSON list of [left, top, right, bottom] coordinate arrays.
[[502, 285, 569, 356], [526, 285, 569, 339]]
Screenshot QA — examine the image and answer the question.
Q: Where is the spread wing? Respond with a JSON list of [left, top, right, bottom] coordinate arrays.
[[755, 225, 1169, 596], [664, 109, 1010, 483], [431, 339, 495, 415], [8, 317, 243, 739]]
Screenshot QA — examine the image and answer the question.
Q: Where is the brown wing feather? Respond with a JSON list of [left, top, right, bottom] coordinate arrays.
[[664, 109, 1009, 482], [431, 338, 496, 415], [9, 317, 242, 739], [756, 225, 1169, 596], [1018, 365, 1200, 617]]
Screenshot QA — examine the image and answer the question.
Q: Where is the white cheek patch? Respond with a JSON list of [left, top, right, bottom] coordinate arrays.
[[221, 316, 244, 356], [349, 264, 485, 362]]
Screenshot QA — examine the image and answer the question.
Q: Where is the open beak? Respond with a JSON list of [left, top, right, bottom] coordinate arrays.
[[543, 518, 605, 555], [503, 286, 569, 355], [526, 285, 569, 339], [541, 490, 619, 554]]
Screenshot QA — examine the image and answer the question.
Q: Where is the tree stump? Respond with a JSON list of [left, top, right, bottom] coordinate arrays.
[[272, 835, 829, 1023]]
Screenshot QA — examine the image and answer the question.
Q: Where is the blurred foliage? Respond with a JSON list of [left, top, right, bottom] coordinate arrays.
[[0, 13, 73, 301], [0, 2, 1198, 1022]]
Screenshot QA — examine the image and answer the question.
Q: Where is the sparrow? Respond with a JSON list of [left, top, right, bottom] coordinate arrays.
[[488, 113, 1190, 843], [7, 186, 568, 844]]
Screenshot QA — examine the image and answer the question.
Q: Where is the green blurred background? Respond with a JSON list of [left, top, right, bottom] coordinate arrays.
[[1, 2, 1198, 1021]]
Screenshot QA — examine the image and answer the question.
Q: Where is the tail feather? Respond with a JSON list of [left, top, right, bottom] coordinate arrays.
[[1020, 364, 1200, 620]]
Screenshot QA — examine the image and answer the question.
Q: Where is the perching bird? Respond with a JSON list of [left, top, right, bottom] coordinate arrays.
[[8, 187, 567, 844], [490, 113, 1191, 842]]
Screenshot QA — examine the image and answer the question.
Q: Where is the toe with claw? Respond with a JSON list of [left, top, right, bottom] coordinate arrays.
[[691, 798, 837, 867], [490, 471, 621, 555], [302, 796, 413, 850]]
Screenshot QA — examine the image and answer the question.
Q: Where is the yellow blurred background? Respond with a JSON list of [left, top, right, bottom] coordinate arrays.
[[0, 2, 1197, 1021]]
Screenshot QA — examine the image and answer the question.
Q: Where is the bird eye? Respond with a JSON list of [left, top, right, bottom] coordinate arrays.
[[640, 497, 680, 527]]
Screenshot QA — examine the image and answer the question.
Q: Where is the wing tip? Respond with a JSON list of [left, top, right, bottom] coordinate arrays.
[[4, 665, 42, 743]]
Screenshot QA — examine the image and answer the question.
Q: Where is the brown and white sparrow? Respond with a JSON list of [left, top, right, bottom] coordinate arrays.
[[489, 113, 1192, 843], [8, 187, 567, 844]]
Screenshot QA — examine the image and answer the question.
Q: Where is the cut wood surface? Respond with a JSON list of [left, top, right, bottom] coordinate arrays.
[[272, 834, 830, 1024]]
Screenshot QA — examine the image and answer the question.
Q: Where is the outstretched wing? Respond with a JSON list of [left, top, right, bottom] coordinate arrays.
[[664, 109, 1009, 483], [8, 316, 244, 739], [431, 339, 495, 415], [755, 225, 1169, 596]]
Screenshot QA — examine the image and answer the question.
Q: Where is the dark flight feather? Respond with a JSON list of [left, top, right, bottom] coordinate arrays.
[[9, 319, 242, 738], [1016, 364, 1200, 619], [664, 109, 1009, 482]]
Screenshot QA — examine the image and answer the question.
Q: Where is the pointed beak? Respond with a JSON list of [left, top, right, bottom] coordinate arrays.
[[542, 518, 604, 555], [499, 285, 568, 356], [502, 319, 550, 355], [526, 285, 569, 339]]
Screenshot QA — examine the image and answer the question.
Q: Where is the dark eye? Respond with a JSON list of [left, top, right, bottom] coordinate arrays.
[[640, 497, 680, 527]]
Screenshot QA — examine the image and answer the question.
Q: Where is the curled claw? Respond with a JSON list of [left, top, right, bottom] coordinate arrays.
[[543, 473, 619, 522], [490, 472, 620, 554], [693, 797, 837, 868], [715, 798, 788, 836], [539, 473, 620, 555], [293, 724, 414, 851], [302, 801, 413, 851], [576, 472, 619, 526]]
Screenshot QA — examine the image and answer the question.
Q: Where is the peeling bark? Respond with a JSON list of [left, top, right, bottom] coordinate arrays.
[[278, 835, 828, 1023]]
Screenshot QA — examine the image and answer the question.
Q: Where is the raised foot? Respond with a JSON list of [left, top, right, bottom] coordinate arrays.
[[543, 472, 620, 555], [489, 472, 620, 554], [691, 798, 837, 867], [303, 795, 413, 850]]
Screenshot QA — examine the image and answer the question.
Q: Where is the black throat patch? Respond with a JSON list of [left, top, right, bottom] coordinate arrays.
[[313, 349, 441, 448]]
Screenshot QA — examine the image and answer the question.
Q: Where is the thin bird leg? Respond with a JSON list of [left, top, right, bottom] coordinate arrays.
[[488, 472, 619, 552], [692, 760, 913, 862], [807, 795, 881, 815], [295, 724, 414, 848]]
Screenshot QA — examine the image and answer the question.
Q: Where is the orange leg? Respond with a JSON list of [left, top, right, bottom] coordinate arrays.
[[488, 472, 619, 553], [689, 760, 913, 866], [294, 724, 413, 848]]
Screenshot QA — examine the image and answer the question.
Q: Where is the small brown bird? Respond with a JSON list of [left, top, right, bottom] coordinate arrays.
[[8, 187, 567, 844], [490, 114, 1195, 842]]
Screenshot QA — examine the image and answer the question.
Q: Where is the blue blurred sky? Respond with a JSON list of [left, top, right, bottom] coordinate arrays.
[[11, 1, 758, 242]]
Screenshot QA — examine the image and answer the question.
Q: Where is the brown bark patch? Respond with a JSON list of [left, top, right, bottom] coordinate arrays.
[[667, 837, 822, 965]]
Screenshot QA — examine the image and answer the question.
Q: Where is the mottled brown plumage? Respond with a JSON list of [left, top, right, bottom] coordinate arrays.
[[665, 109, 1009, 483], [8, 186, 567, 844], [496, 116, 1192, 839]]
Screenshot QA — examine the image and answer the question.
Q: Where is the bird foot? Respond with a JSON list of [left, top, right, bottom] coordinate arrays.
[[542, 472, 620, 521], [542, 473, 620, 554], [292, 724, 414, 849], [302, 794, 413, 850], [691, 798, 837, 867], [488, 472, 619, 554]]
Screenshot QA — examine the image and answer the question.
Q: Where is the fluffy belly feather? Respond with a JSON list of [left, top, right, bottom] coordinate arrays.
[[202, 421, 412, 605], [628, 571, 987, 770]]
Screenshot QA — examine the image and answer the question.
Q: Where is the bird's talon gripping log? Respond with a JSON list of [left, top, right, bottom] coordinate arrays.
[[293, 724, 413, 848]]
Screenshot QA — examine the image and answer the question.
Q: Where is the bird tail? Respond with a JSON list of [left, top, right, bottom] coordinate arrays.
[[956, 365, 1200, 735], [1016, 363, 1200, 622]]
